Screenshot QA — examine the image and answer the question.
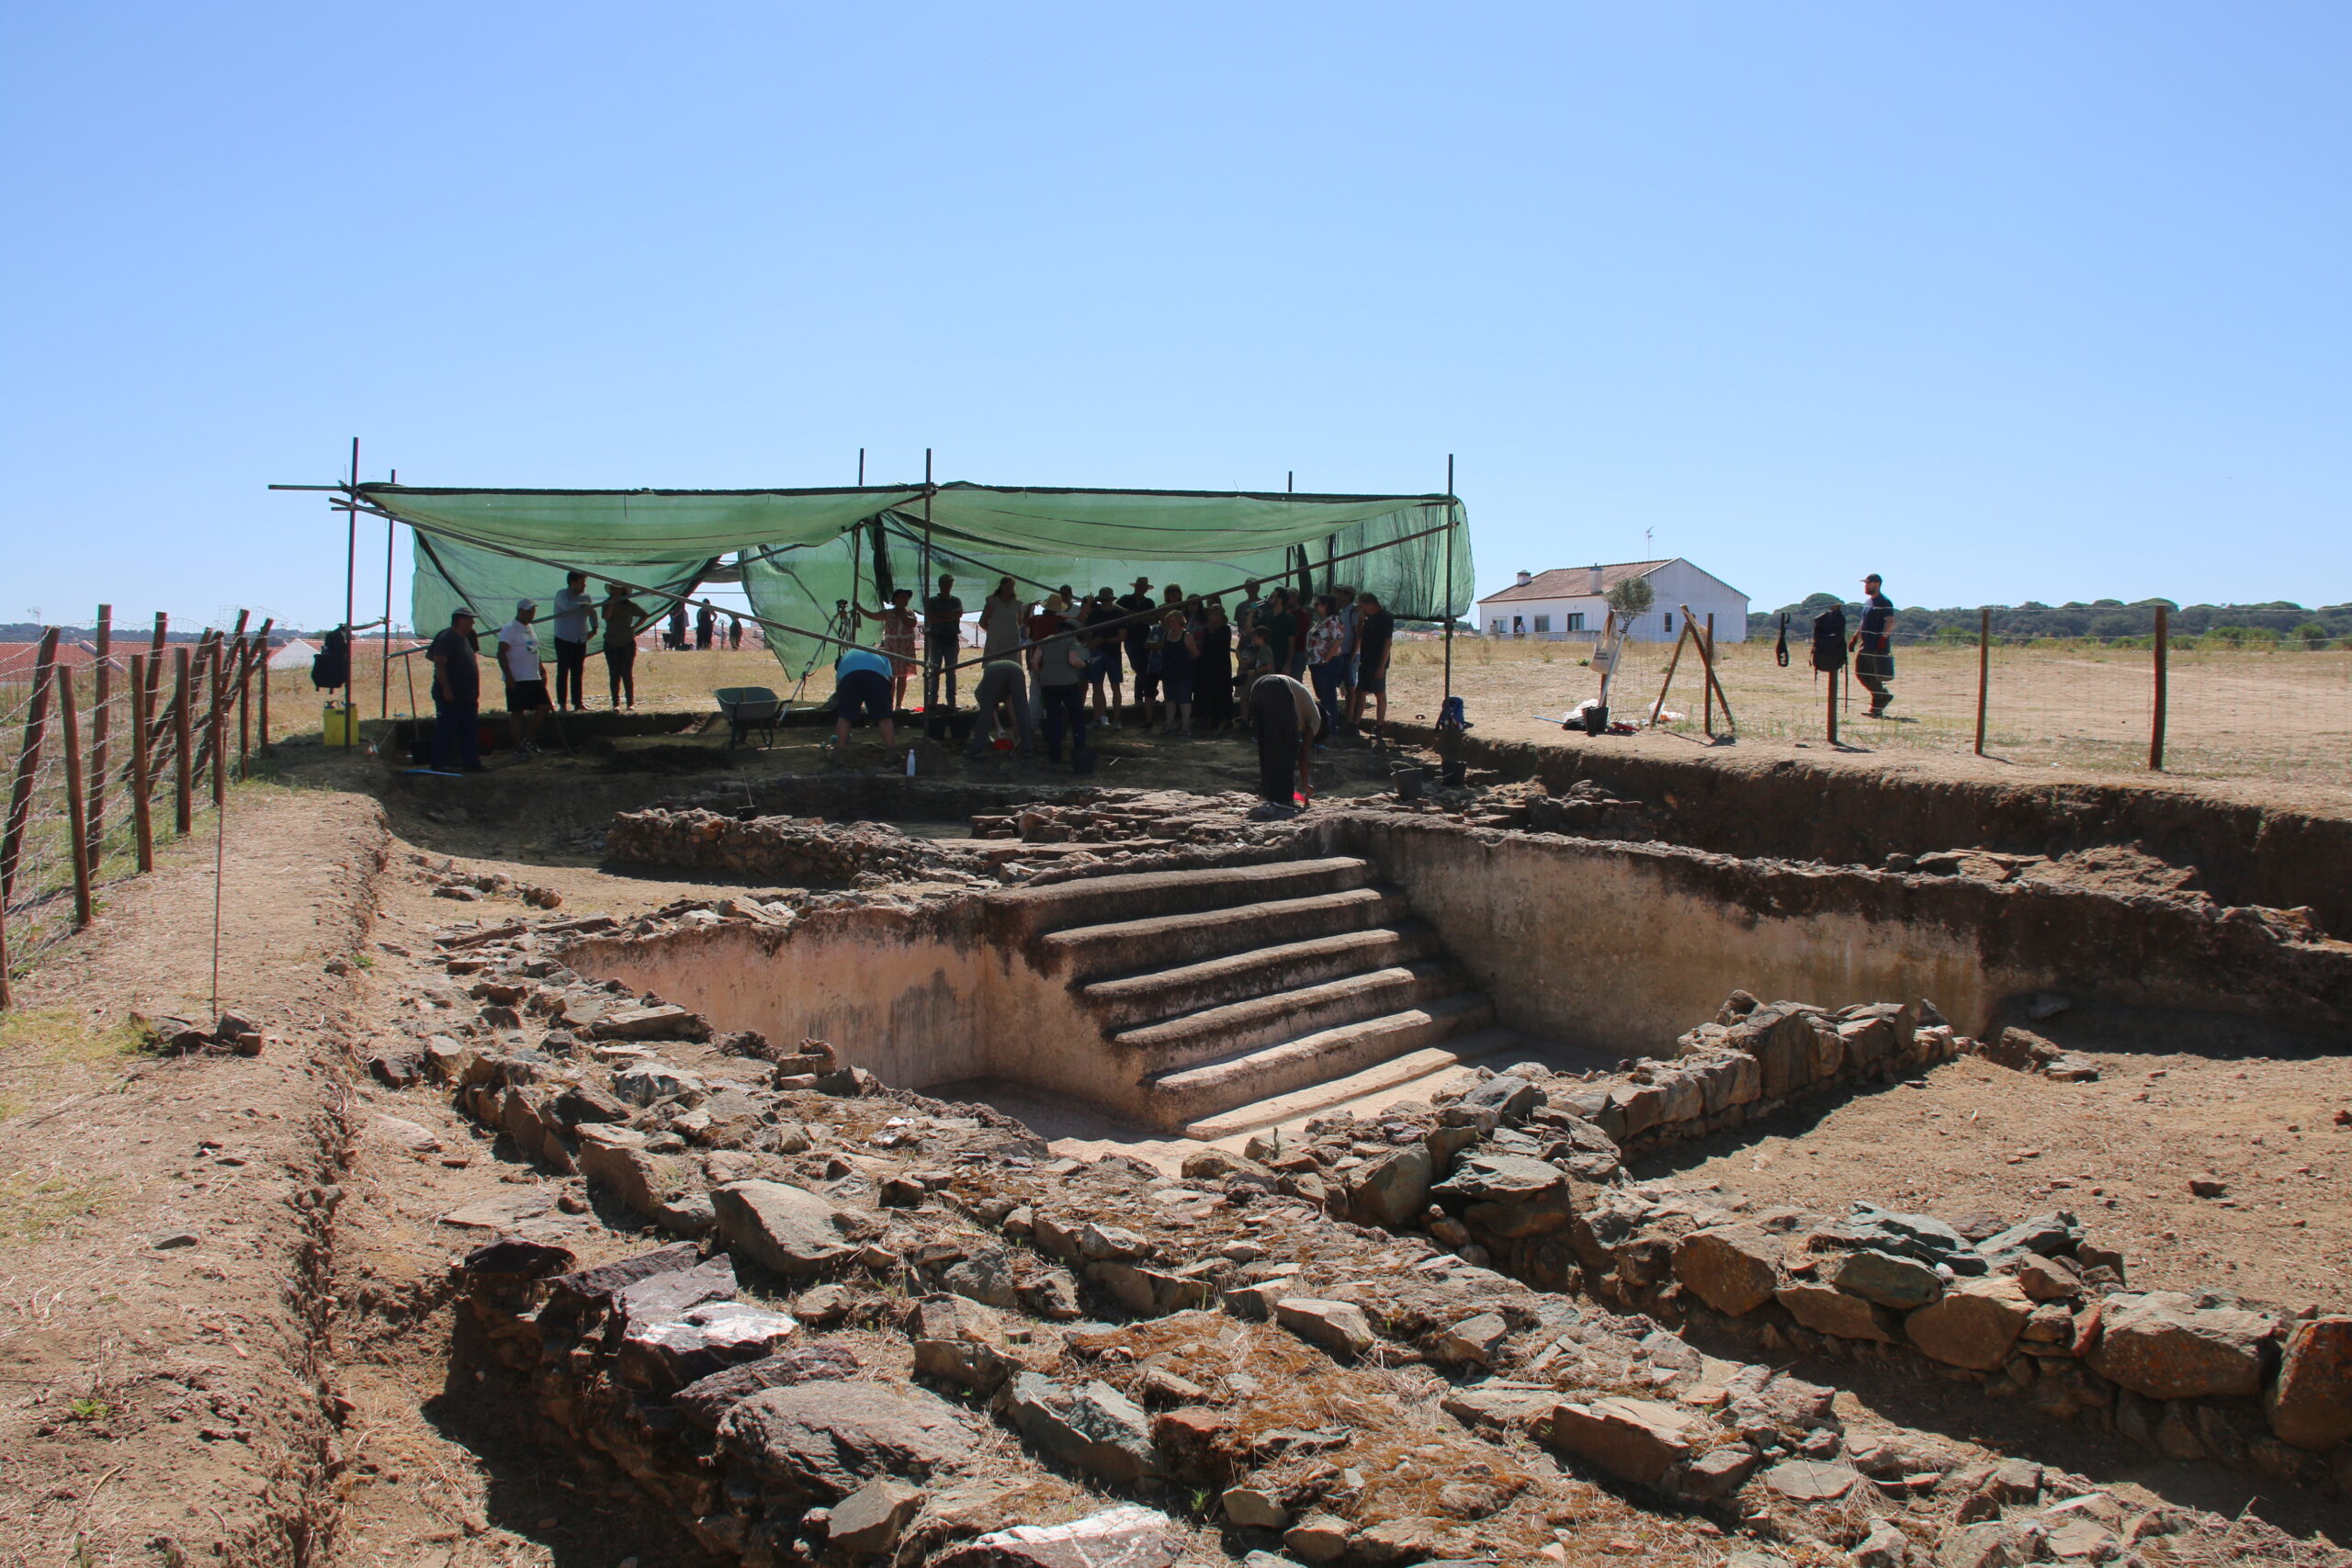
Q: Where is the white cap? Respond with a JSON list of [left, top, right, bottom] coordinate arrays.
[[515, 598, 537, 615]]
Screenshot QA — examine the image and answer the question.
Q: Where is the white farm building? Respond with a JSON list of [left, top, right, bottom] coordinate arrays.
[[1475, 558, 1749, 644]]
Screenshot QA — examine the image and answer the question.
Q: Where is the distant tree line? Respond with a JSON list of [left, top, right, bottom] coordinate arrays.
[[1747, 596, 2350, 649]]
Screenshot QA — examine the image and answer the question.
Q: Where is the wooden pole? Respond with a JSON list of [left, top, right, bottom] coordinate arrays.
[[1647, 621, 1693, 726], [1974, 606, 1990, 756], [2150, 604, 2168, 771], [1, 628, 62, 903], [174, 648, 194, 836], [56, 668, 91, 931], [1686, 605, 1736, 733], [129, 655, 153, 873], [87, 604, 110, 878], [382, 510, 395, 718], [1702, 614, 1715, 735]]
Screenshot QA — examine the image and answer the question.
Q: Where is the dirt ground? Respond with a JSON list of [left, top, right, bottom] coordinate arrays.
[[4, 705, 2349, 1564], [1386, 637, 2352, 802], [1636, 1045, 2352, 1316]]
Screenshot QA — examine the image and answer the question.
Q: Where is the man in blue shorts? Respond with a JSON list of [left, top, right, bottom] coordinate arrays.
[[831, 643, 898, 756]]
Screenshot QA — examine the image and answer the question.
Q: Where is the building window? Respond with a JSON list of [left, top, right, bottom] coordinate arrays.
[[1489, 618, 1504, 634], [1662, 613, 1673, 633], [1566, 613, 1585, 632], [1532, 615, 1550, 633]]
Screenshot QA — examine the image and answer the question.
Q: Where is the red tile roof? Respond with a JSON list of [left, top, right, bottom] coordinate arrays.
[[1477, 560, 1672, 605], [0, 641, 99, 682]]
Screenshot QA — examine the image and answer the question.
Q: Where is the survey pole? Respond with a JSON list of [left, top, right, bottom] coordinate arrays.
[[1442, 454, 1455, 707], [342, 436, 358, 747]]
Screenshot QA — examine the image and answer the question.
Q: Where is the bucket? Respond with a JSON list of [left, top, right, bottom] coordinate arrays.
[[1441, 757, 1467, 786], [1392, 766, 1425, 802], [323, 702, 358, 746]]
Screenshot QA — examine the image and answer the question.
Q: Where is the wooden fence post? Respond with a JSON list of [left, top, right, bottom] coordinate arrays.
[[175, 648, 194, 836], [130, 655, 153, 873], [1, 627, 62, 903], [1826, 663, 1839, 748], [237, 638, 253, 778], [254, 618, 274, 752], [1974, 607, 1990, 756], [1702, 614, 1715, 735], [87, 604, 110, 877], [1647, 622, 1693, 727], [1687, 606, 1736, 734], [2150, 605, 2168, 771], [57, 668, 92, 931]]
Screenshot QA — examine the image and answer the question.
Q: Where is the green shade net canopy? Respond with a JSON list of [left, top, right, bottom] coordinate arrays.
[[363, 480, 1472, 677]]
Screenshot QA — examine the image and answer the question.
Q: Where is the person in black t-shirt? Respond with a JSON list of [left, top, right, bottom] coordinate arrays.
[[425, 608, 486, 772], [923, 574, 966, 712], [1849, 573, 1897, 716], [1115, 577, 1157, 722], [1348, 591, 1396, 741]]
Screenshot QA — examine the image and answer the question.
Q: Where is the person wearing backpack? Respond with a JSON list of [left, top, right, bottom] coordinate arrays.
[[1849, 574, 1897, 716]]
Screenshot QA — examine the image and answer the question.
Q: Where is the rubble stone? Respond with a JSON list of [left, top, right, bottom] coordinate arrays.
[[2087, 1292, 2272, 1400], [713, 1179, 858, 1277], [1906, 1275, 2032, 1371], [2266, 1314, 2352, 1450], [1673, 1225, 1781, 1316]]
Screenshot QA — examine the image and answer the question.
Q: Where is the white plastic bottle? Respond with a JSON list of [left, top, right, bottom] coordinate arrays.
[[905, 748, 917, 777]]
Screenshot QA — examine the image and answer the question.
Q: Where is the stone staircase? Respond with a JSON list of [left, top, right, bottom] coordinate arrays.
[[1003, 856, 1511, 1137]]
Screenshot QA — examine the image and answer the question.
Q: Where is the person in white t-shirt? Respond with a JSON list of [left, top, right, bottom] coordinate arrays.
[[497, 599, 550, 756]]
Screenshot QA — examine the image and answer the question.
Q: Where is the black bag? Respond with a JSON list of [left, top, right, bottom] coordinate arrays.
[[311, 626, 350, 691], [1810, 606, 1849, 673]]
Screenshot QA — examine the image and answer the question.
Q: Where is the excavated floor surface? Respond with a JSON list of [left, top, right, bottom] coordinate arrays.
[[2, 735, 2347, 1568]]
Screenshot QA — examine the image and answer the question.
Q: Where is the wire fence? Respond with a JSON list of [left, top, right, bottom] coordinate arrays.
[[1, 613, 279, 999], [1400, 620, 2352, 789]]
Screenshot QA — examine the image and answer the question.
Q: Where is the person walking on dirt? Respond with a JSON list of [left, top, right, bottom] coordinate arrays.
[[728, 614, 742, 650], [1850, 573, 1898, 716], [695, 603, 717, 651], [425, 607, 487, 773], [666, 601, 687, 651], [497, 599, 551, 756], [600, 584, 644, 709]]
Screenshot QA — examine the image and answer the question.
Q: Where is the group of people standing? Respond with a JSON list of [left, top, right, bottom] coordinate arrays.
[[826, 570, 1396, 808], [661, 601, 745, 653], [423, 570, 725, 772]]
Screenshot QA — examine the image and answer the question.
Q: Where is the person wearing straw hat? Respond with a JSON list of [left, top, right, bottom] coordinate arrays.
[[1116, 575, 1157, 723], [1849, 573, 1898, 717]]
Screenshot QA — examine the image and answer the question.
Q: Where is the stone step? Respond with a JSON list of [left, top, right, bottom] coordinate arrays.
[[1113, 960, 1472, 1069], [990, 857, 1374, 945], [1136, 992, 1498, 1130], [1080, 923, 1442, 1032], [1035, 886, 1410, 983], [1185, 1026, 1525, 1142]]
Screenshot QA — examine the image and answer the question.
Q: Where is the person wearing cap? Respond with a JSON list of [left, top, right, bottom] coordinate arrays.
[[498, 599, 551, 755], [1849, 573, 1898, 716], [922, 573, 965, 713], [425, 607, 487, 773]]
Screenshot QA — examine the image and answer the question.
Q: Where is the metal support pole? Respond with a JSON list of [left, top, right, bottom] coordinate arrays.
[[1974, 607, 1990, 756], [1442, 455, 1455, 708], [343, 435, 358, 747], [382, 508, 394, 717]]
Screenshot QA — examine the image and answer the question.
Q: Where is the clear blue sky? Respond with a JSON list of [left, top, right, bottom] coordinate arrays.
[[4, 2, 2346, 632]]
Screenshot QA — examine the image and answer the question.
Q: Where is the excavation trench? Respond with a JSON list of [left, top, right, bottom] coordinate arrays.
[[365, 769, 2352, 1566]]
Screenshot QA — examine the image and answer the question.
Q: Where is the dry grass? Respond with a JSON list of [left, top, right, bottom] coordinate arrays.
[[1390, 636, 2352, 787]]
